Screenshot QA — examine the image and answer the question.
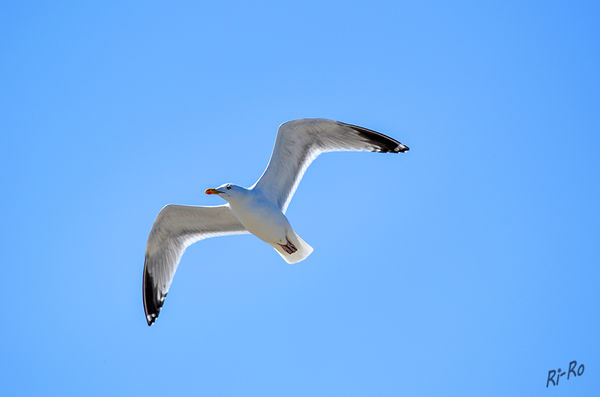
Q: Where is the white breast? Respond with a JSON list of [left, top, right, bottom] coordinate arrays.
[[228, 190, 290, 244]]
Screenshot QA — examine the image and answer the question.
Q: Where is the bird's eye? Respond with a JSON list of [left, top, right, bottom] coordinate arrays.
[[226, 185, 231, 190]]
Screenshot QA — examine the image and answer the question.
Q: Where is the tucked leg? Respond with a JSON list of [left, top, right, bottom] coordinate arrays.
[[278, 237, 298, 255]]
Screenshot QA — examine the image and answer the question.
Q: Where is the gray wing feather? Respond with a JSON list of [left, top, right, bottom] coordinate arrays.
[[253, 119, 409, 212], [143, 204, 247, 325]]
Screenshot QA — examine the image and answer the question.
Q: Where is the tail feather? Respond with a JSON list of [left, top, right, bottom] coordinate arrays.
[[271, 231, 313, 264]]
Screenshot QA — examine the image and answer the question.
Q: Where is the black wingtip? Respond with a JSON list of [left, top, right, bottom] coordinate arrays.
[[339, 121, 410, 154], [143, 257, 165, 326], [397, 144, 410, 153]]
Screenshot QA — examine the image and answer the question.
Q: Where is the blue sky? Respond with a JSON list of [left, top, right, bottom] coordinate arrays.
[[1, 1, 599, 396]]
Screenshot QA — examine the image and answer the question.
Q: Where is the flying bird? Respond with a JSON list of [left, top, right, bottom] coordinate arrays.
[[143, 118, 409, 325]]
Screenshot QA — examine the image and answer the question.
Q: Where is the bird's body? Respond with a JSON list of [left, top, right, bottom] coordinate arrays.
[[225, 187, 289, 245], [142, 118, 409, 325], [208, 185, 314, 264]]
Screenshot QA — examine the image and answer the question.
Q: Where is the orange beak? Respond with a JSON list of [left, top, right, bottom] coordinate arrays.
[[205, 188, 223, 195]]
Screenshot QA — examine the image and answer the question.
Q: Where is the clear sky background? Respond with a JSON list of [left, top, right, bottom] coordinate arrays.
[[1, 1, 599, 396]]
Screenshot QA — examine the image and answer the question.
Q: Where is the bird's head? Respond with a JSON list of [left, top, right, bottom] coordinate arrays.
[[205, 183, 245, 202]]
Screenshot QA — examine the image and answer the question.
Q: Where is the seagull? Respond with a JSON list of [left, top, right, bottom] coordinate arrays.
[[143, 118, 409, 325]]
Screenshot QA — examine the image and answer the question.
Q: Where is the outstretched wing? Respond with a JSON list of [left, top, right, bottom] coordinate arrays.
[[253, 118, 409, 212], [143, 204, 247, 326]]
